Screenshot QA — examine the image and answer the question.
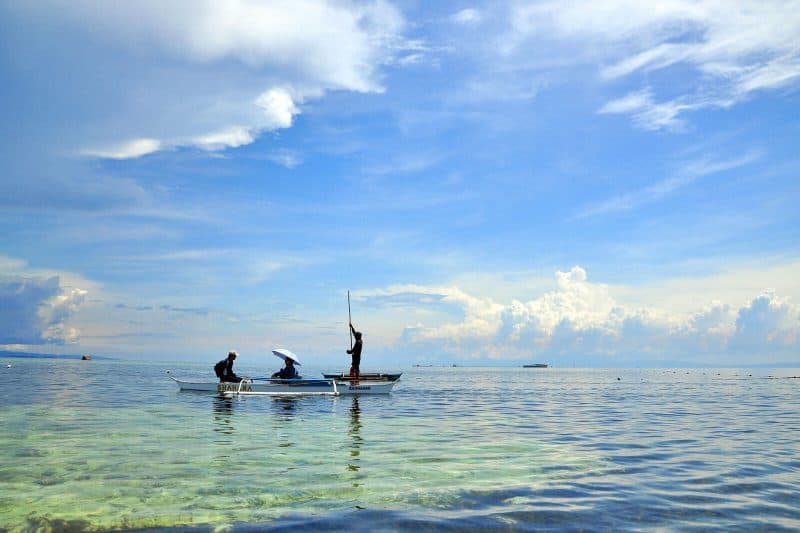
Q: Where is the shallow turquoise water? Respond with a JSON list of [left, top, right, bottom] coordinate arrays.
[[1, 359, 799, 531]]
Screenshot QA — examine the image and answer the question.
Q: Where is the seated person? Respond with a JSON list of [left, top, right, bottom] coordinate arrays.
[[214, 351, 242, 383], [272, 358, 300, 379]]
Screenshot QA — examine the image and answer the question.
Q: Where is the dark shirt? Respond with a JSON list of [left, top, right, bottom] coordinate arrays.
[[273, 365, 299, 379], [347, 339, 363, 364], [215, 358, 238, 380]]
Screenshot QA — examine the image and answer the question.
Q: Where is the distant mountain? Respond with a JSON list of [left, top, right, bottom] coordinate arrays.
[[0, 350, 114, 360]]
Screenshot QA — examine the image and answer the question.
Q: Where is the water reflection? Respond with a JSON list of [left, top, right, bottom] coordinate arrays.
[[348, 396, 362, 474], [211, 396, 237, 467], [212, 396, 235, 436], [272, 396, 298, 419]]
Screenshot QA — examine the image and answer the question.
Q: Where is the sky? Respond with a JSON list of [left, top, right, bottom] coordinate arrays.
[[1, 0, 799, 368]]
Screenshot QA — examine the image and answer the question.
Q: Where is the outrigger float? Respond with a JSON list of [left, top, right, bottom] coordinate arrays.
[[322, 372, 402, 382]]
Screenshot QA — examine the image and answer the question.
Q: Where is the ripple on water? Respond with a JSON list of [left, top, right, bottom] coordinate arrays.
[[1, 363, 800, 531]]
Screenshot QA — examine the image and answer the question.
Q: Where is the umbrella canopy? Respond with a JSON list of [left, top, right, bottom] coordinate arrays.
[[272, 348, 301, 366]]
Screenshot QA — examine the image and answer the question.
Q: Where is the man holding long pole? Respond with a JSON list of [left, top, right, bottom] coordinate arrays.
[[346, 291, 363, 382], [347, 323, 363, 382]]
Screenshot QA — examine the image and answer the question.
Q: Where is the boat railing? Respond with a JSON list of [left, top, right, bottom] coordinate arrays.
[[247, 377, 340, 385], [221, 376, 342, 397]]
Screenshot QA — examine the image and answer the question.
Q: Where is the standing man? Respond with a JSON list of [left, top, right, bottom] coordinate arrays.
[[346, 323, 362, 381], [214, 351, 242, 383]]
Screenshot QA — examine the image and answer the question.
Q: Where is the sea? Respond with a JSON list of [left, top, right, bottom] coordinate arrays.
[[1, 359, 799, 532]]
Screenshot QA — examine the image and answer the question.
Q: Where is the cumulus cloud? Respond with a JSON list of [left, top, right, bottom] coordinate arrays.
[[503, 0, 800, 129], [730, 291, 800, 352], [47, 0, 403, 90], [255, 87, 303, 130], [5, 0, 406, 158], [0, 276, 87, 345], [365, 266, 800, 362]]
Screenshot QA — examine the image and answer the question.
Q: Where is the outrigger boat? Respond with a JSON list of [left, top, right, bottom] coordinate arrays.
[[169, 349, 398, 396], [322, 371, 402, 382], [169, 376, 396, 396]]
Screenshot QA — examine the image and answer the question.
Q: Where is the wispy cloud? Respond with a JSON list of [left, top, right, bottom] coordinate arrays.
[[598, 89, 703, 131], [159, 304, 209, 316], [113, 247, 302, 287], [81, 138, 163, 160], [575, 150, 762, 219], [452, 8, 482, 26], [503, 0, 800, 129], [191, 126, 256, 152], [83, 87, 304, 158], [362, 153, 442, 178], [267, 149, 303, 169]]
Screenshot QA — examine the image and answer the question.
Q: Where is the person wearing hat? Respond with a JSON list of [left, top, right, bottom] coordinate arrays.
[[346, 323, 363, 381], [271, 357, 301, 379], [214, 350, 242, 383]]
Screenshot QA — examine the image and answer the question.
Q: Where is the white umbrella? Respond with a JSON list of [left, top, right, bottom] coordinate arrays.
[[272, 348, 301, 366]]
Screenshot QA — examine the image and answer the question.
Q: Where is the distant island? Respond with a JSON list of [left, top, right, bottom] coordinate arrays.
[[1, 350, 113, 361], [523, 363, 548, 368]]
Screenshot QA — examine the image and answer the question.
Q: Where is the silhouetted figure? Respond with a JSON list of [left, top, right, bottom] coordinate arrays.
[[272, 358, 300, 379], [347, 323, 363, 380], [214, 351, 242, 383]]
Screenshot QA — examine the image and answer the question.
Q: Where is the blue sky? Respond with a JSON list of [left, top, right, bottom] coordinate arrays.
[[1, 0, 799, 367]]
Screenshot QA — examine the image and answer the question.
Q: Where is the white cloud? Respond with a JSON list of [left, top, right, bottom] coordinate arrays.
[[192, 126, 256, 152], [731, 290, 800, 352], [81, 138, 163, 160], [597, 89, 654, 114], [41, 286, 87, 344], [0, 276, 87, 345], [503, 0, 800, 129], [0, 256, 27, 271], [114, 247, 307, 289], [267, 149, 303, 169], [0, 256, 94, 347], [0, 254, 99, 294], [50, 0, 403, 91], [575, 149, 761, 218], [8, 1, 406, 159], [688, 302, 736, 337], [78, 84, 309, 159], [365, 265, 800, 363], [247, 260, 285, 285], [454, 76, 543, 103], [597, 89, 697, 131], [255, 87, 302, 130], [453, 8, 482, 25]]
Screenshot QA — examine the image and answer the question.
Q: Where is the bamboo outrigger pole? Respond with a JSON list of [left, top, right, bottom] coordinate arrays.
[[348, 290, 353, 349]]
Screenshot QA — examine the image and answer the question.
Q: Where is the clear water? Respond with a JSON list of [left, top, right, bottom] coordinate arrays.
[[1, 360, 799, 531]]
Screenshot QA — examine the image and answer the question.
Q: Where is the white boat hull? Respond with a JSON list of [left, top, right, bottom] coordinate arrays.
[[170, 377, 396, 395]]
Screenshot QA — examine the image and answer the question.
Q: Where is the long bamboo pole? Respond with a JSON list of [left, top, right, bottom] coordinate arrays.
[[348, 290, 353, 349]]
